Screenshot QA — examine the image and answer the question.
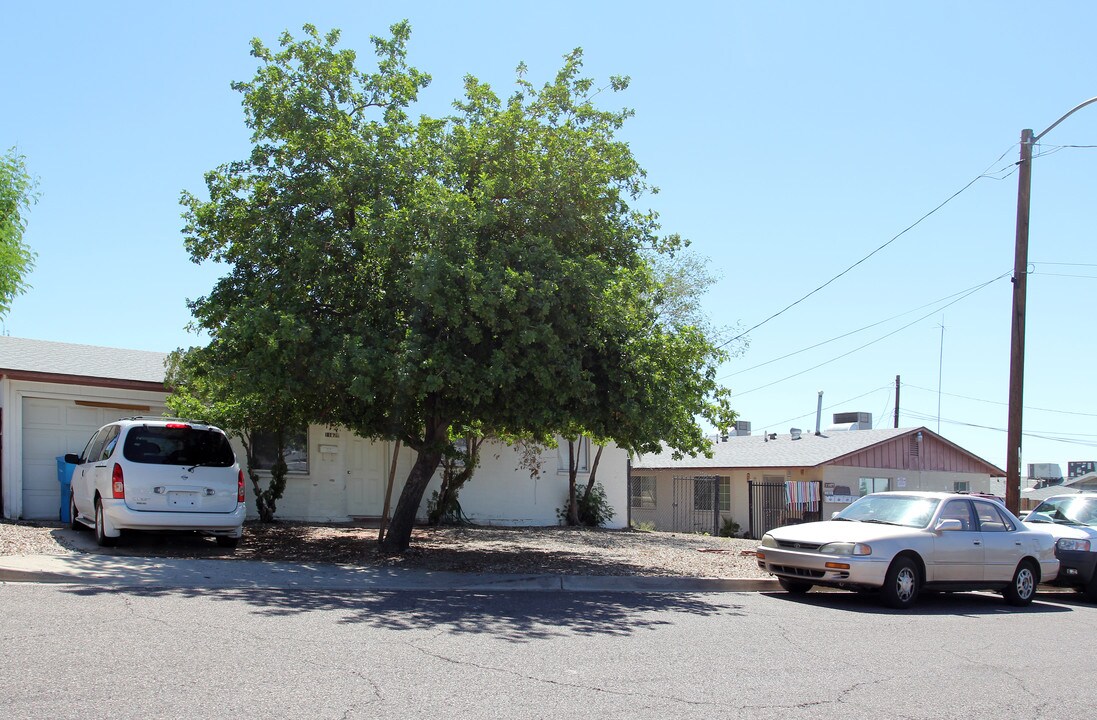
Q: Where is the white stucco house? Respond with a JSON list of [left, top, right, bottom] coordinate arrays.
[[0, 336, 629, 527]]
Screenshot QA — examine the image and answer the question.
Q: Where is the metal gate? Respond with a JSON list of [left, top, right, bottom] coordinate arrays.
[[670, 476, 721, 535], [747, 480, 822, 539]]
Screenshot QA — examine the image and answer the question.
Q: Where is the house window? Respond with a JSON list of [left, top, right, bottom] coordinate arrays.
[[859, 477, 890, 496], [692, 476, 731, 511], [954, 481, 970, 493], [557, 437, 589, 474], [251, 427, 310, 473], [631, 476, 656, 508], [694, 477, 716, 511]]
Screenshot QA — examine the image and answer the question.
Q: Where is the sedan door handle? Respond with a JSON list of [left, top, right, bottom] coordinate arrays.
[[973, 540, 982, 546]]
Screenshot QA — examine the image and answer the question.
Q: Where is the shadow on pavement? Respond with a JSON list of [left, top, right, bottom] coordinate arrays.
[[59, 585, 747, 643], [763, 587, 1075, 615]]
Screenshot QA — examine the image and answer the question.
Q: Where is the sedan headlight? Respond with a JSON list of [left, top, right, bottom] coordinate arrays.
[[760, 534, 778, 548], [1057, 538, 1092, 553], [819, 541, 872, 556]]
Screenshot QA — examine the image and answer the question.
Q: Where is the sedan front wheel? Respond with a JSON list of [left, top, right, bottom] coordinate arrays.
[[881, 556, 920, 609]]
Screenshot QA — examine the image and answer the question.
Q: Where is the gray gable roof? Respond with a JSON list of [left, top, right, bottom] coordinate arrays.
[[0, 336, 167, 385], [635, 427, 917, 469]]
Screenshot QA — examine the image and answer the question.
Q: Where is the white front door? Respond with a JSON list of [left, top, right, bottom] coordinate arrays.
[[345, 437, 388, 517]]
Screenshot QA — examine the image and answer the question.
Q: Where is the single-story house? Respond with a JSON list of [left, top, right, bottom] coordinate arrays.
[[0, 336, 628, 527], [1008, 471, 1097, 510], [632, 423, 1005, 538]]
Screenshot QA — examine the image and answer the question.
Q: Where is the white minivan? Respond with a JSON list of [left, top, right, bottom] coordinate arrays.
[[66, 418, 246, 547]]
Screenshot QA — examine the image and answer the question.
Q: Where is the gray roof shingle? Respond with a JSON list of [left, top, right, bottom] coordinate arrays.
[[0, 336, 167, 384], [634, 427, 917, 469]]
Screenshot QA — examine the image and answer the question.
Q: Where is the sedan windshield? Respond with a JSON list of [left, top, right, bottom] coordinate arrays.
[[836, 494, 940, 529], [1027, 496, 1097, 526]]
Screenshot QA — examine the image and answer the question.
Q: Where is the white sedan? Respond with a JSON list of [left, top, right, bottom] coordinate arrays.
[[756, 491, 1058, 609]]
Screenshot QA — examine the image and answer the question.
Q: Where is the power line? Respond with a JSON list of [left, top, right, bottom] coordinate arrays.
[[900, 409, 1097, 448], [718, 142, 1022, 350], [731, 273, 1005, 397], [1031, 272, 1097, 280], [901, 382, 1097, 418], [719, 272, 1010, 379], [759, 386, 895, 430]]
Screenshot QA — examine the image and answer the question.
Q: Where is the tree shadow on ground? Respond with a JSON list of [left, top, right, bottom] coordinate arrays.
[[60, 585, 746, 643]]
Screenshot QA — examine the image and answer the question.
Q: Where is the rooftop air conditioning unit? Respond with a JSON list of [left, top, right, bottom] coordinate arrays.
[[733, 421, 751, 437], [832, 412, 871, 430]]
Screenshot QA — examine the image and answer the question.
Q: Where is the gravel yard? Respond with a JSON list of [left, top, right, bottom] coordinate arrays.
[[0, 518, 769, 579]]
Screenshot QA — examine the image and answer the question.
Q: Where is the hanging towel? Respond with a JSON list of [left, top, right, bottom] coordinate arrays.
[[785, 481, 820, 512]]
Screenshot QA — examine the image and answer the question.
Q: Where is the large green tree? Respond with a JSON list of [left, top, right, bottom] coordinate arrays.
[[183, 23, 732, 552], [164, 346, 304, 523], [0, 148, 38, 317]]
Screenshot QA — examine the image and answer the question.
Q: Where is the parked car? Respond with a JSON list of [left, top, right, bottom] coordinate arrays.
[[66, 418, 246, 548], [1022, 493, 1097, 601], [756, 491, 1058, 609]]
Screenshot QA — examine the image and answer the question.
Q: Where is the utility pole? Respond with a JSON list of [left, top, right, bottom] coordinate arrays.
[[894, 375, 900, 428], [1005, 129, 1032, 516], [1005, 97, 1097, 515]]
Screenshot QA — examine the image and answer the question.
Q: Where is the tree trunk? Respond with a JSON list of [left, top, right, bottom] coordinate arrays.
[[566, 440, 580, 525], [581, 444, 605, 502], [381, 418, 449, 552]]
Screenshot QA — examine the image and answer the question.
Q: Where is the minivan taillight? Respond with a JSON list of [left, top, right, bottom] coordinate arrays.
[[237, 470, 245, 503], [112, 464, 125, 499]]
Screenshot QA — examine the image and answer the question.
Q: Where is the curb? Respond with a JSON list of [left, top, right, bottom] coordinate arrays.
[[0, 556, 780, 593]]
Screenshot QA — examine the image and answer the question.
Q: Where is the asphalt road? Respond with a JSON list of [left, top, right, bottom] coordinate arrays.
[[3, 584, 1094, 719]]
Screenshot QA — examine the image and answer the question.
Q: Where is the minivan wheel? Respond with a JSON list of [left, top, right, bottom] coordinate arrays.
[[1005, 560, 1037, 606], [94, 500, 117, 548], [881, 556, 920, 609]]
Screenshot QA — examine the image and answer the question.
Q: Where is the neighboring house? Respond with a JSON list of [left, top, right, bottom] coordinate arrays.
[[1010, 471, 1097, 510], [632, 424, 1005, 539], [0, 337, 628, 527]]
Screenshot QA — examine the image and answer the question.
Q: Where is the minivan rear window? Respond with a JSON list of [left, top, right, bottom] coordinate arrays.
[[123, 426, 235, 467]]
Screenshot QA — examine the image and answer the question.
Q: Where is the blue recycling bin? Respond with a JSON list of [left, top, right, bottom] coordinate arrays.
[[57, 457, 76, 523]]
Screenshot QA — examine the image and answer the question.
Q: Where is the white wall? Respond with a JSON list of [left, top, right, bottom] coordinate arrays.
[[241, 428, 630, 528], [427, 439, 630, 527]]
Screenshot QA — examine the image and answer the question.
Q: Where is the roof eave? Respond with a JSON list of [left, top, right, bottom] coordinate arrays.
[[1, 370, 167, 394]]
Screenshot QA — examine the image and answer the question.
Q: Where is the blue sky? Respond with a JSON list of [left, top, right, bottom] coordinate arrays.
[[3, 1, 1095, 473]]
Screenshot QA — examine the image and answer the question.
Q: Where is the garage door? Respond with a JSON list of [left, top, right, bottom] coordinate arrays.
[[20, 399, 141, 520]]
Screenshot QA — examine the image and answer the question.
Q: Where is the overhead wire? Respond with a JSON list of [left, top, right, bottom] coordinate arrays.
[[900, 382, 1097, 418], [754, 385, 893, 432], [730, 271, 1008, 397], [717, 142, 1022, 350], [719, 272, 1011, 379], [900, 409, 1097, 448]]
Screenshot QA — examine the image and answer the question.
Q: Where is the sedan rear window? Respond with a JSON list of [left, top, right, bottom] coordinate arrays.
[[123, 426, 235, 467]]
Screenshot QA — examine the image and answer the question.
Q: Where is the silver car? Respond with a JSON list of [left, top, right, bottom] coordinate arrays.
[[756, 491, 1059, 609]]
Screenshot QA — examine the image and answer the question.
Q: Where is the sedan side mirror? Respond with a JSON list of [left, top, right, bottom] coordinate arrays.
[[935, 518, 963, 533], [63, 453, 82, 465]]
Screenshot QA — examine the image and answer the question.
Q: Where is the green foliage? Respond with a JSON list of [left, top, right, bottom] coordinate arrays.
[[0, 148, 38, 317], [557, 482, 615, 527], [165, 347, 302, 522], [631, 520, 656, 532], [182, 22, 734, 551], [719, 517, 741, 538]]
